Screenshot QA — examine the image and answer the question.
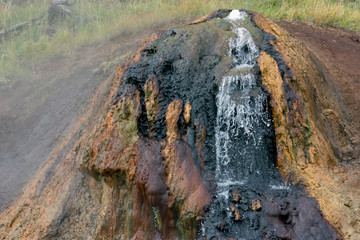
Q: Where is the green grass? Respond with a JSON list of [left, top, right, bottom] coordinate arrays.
[[0, 0, 359, 83]]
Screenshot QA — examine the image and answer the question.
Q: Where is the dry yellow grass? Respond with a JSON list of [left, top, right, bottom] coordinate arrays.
[[1, 0, 359, 83]]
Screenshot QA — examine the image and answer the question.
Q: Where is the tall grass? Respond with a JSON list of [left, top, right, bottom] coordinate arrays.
[[1, 0, 359, 83]]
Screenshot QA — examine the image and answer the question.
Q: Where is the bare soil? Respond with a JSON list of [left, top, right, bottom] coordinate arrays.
[[278, 21, 360, 134]]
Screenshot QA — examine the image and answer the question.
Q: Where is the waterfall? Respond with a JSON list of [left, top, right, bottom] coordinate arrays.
[[215, 10, 277, 195], [200, 10, 285, 238]]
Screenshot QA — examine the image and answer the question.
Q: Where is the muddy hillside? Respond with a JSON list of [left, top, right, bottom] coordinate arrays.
[[1, 9, 359, 240]]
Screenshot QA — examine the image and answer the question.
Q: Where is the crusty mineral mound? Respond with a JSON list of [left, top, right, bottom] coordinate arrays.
[[0, 9, 358, 240]]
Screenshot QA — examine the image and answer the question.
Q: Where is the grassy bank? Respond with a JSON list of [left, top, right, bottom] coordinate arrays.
[[1, 0, 359, 83]]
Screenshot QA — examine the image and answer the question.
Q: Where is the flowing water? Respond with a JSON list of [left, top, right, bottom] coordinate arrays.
[[215, 9, 284, 199], [200, 10, 289, 238]]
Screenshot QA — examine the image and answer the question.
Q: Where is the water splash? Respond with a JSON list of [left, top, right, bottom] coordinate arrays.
[[214, 10, 273, 188], [229, 28, 259, 68], [215, 74, 273, 185], [270, 183, 291, 190], [225, 9, 247, 22]]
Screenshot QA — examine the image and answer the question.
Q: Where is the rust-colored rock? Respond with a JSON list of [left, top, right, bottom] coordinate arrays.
[[229, 204, 241, 221], [232, 188, 240, 203], [251, 199, 262, 211], [194, 119, 207, 169], [216, 221, 227, 232], [84, 84, 140, 177], [191, 9, 231, 24], [144, 75, 159, 133], [165, 99, 183, 142], [184, 100, 192, 125], [256, 13, 360, 238], [132, 138, 170, 237]]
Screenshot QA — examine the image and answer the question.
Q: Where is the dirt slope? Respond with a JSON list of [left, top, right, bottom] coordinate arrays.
[[0, 21, 187, 211], [278, 21, 360, 136]]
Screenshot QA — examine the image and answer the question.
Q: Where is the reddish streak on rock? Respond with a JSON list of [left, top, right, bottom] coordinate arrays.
[[132, 138, 174, 238]]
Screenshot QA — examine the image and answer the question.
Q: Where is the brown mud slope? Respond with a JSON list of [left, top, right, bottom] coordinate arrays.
[[278, 20, 360, 236], [0, 10, 359, 240], [278, 21, 360, 135]]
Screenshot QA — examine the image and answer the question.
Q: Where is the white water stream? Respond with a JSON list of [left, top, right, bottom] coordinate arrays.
[[215, 10, 274, 189], [200, 10, 287, 238]]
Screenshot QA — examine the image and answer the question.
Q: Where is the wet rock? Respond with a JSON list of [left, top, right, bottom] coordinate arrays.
[[264, 231, 271, 239], [216, 221, 227, 232], [144, 76, 159, 134], [249, 214, 260, 230], [239, 204, 248, 212], [240, 199, 248, 205]]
